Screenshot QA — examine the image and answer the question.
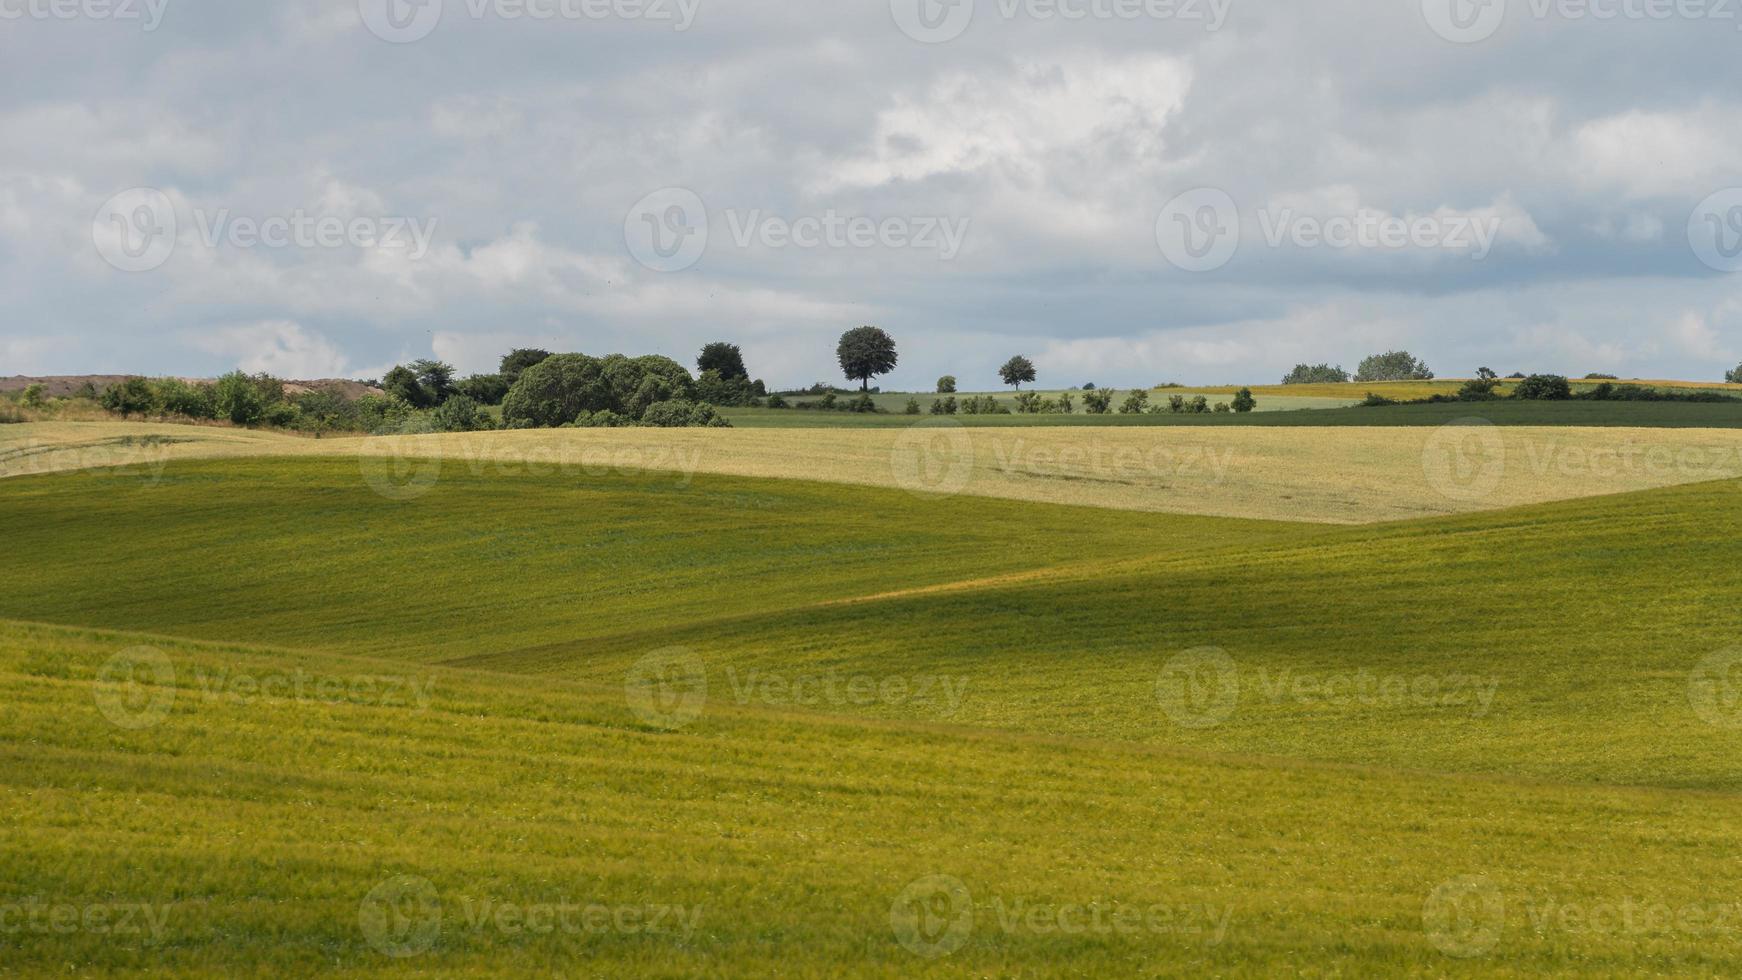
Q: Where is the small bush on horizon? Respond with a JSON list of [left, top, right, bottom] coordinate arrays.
[[1513, 374, 1573, 400]]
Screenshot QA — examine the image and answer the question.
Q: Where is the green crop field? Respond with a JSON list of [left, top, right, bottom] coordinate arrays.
[[6, 425, 1742, 974]]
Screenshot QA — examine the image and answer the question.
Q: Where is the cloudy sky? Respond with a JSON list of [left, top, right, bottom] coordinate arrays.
[[2, 0, 1740, 388]]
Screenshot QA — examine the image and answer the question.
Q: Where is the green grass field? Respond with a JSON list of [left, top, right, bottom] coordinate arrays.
[[6, 435, 1742, 973]]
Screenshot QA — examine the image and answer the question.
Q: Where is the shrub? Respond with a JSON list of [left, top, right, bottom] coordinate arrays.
[[431, 395, 491, 432], [502, 354, 608, 427], [1359, 392, 1399, 407], [1056, 392, 1074, 414], [1119, 390, 1149, 414], [1512, 374, 1572, 400], [575, 409, 632, 428], [100, 378, 156, 418], [1727, 364, 1742, 385], [262, 402, 301, 429], [1082, 389, 1114, 414], [1354, 351, 1433, 382], [153, 379, 215, 419], [640, 400, 729, 428], [501, 353, 698, 428], [765, 393, 789, 409], [930, 396, 958, 415], [1013, 390, 1043, 413], [213, 372, 270, 425], [1457, 375, 1500, 401], [696, 369, 758, 407], [1231, 387, 1256, 413], [844, 393, 879, 413], [457, 373, 510, 406], [1188, 395, 1210, 414], [960, 394, 1007, 415], [1584, 373, 1618, 380], [1167, 395, 1186, 413], [21, 383, 46, 408], [499, 348, 553, 386], [936, 376, 957, 394], [904, 397, 921, 415], [1214, 402, 1231, 413], [1282, 363, 1350, 384]]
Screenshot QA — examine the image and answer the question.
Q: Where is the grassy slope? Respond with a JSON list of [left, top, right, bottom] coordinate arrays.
[[0, 457, 1310, 660], [9, 618, 1742, 976], [5, 457, 1742, 789]]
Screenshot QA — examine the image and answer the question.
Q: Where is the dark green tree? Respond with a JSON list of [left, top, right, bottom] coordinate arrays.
[[998, 356, 1037, 390], [410, 359, 457, 405], [382, 365, 433, 408], [1282, 363, 1350, 384], [697, 343, 748, 381], [836, 326, 898, 391], [1231, 387, 1257, 413], [100, 378, 156, 418], [1353, 351, 1434, 383], [499, 348, 553, 386]]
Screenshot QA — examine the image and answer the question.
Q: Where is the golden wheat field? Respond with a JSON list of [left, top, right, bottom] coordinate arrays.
[[8, 420, 1742, 524]]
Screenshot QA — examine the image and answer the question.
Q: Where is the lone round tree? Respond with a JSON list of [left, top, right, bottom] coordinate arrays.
[[837, 326, 897, 391], [999, 356, 1037, 390], [697, 342, 748, 381]]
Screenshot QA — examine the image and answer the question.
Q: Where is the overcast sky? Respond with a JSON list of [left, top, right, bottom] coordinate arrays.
[[2, 0, 1740, 388]]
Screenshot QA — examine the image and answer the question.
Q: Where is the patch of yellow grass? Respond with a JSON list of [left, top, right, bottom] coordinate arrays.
[[7, 420, 1742, 524]]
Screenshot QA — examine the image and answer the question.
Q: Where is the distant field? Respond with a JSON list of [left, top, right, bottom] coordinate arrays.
[[11, 420, 1742, 523], [727, 398, 1742, 428], [796, 389, 1359, 414]]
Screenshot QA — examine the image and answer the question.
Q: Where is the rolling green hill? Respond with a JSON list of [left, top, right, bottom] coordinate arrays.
[[6, 452, 1742, 973]]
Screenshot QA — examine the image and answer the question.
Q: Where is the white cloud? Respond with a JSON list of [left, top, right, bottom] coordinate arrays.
[[183, 321, 351, 379]]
